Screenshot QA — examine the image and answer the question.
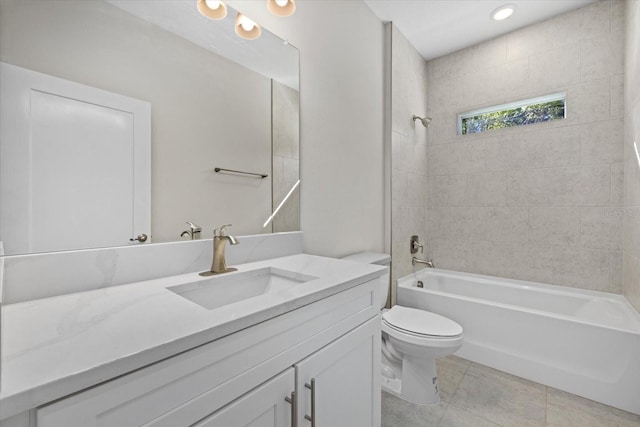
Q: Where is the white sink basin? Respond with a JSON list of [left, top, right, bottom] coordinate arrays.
[[167, 267, 318, 310]]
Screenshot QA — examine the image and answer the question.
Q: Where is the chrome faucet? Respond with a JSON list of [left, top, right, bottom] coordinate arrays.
[[200, 224, 239, 276], [412, 257, 435, 268]]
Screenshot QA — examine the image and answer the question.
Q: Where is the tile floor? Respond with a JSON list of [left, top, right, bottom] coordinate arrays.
[[382, 356, 640, 427]]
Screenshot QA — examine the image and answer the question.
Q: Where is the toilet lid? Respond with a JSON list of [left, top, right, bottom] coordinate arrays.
[[382, 306, 462, 338]]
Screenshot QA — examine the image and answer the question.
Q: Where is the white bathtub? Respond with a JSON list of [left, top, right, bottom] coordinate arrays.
[[397, 269, 640, 415]]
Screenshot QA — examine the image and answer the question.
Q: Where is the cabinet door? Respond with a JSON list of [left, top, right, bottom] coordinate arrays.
[[295, 317, 381, 427], [192, 368, 295, 427]]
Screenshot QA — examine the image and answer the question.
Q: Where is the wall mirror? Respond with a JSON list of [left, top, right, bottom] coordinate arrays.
[[0, 0, 300, 256]]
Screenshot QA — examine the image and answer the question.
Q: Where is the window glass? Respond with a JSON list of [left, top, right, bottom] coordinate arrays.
[[458, 92, 566, 135]]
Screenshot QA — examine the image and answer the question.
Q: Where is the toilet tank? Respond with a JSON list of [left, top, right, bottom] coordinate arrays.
[[340, 252, 391, 309]]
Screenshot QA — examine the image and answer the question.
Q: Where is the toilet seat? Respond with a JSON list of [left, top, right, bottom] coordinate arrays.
[[382, 306, 462, 338]]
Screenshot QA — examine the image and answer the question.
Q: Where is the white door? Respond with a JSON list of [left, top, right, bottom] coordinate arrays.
[[295, 317, 381, 427], [192, 369, 295, 427], [0, 62, 150, 254]]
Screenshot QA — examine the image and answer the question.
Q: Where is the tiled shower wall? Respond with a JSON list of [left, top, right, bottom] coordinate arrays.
[[390, 25, 429, 304], [425, 0, 625, 292], [624, 0, 640, 310]]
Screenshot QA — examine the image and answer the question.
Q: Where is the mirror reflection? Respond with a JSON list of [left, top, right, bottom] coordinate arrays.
[[0, 0, 300, 256]]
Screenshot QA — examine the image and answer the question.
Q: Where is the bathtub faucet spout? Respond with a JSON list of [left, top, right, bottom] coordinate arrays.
[[412, 257, 435, 268]]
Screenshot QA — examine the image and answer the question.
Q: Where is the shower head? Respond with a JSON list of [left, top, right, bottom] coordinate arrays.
[[413, 115, 432, 128]]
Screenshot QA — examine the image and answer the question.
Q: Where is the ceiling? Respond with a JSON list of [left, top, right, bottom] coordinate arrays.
[[364, 0, 597, 60]]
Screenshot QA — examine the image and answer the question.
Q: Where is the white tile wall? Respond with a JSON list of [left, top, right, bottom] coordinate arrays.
[[425, 0, 625, 293], [624, 0, 640, 310]]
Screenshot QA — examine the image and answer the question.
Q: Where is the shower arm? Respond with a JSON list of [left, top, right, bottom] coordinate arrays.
[[412, 115, 432, 128]]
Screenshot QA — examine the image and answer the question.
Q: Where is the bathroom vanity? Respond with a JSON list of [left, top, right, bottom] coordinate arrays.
[[0, 253, 384, 427]]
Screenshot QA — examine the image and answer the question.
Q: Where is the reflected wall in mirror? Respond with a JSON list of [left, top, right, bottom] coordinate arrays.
[[0, 0, 299, 256]]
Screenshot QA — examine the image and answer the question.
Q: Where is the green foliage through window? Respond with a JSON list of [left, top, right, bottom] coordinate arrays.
[[458, 94, 566, 135]]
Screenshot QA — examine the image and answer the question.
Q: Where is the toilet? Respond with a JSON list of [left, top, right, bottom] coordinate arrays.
[[341, 252, 463, 405]]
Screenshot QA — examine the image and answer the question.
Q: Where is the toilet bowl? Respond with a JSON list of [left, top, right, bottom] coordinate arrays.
[[341, 252, 463, 405]]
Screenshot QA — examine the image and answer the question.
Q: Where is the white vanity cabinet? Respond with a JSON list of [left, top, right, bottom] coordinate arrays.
[[25, 278, 381, 427], [295, 317, 380, 427], [193, 316, 380, 427], [192, 369, 295, 427]]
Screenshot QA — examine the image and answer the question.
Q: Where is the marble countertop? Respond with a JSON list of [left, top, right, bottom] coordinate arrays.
[[0, 254, 385, 418]]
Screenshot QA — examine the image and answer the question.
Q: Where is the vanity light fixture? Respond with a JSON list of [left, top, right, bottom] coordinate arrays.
[[197, 0, 228, 20], [267, 0, 296, 17], [491, 4, 516, 21], [235, 12, 262, 40]]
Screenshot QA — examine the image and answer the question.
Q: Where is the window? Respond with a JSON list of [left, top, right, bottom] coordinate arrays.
[[457, 92, 566, 135]]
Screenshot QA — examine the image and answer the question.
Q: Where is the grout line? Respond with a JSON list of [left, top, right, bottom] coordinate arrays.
[[426, 159, 622, 177], [435, 400, 450, 427], [544, 385, 548, 427], [448, 401, 508, 427], [445, 357, 471, 404], [449, 370, 466, 401]]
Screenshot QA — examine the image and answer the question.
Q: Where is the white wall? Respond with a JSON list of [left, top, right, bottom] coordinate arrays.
[[228, 0, 387, 257]]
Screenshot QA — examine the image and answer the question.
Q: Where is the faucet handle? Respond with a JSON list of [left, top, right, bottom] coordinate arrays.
[[410, 235, 424, 254], [214, 224, 232, 236], [186, 221, 202, 232]]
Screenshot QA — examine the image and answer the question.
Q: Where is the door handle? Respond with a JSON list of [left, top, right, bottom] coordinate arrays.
[[130, 233, 148, 243], [285, 391, 297, 427], [304, 379, 315, 426]]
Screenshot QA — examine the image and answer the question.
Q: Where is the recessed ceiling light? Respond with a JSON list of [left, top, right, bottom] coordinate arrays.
[[491, 4, 516, 21]]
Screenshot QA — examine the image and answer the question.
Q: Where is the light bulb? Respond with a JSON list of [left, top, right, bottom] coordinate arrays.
[[240, 16, 255, 31], [197, 0, 227, 19], [491, 4, 515, 21], [235, 13, 261, 39], [267, 0, 295, 17], [205, 0, 221, 9], [494, 8, 513, 20]]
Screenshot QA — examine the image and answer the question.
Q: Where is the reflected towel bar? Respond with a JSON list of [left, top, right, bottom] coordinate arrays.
[[214, 167, 268, 179]]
